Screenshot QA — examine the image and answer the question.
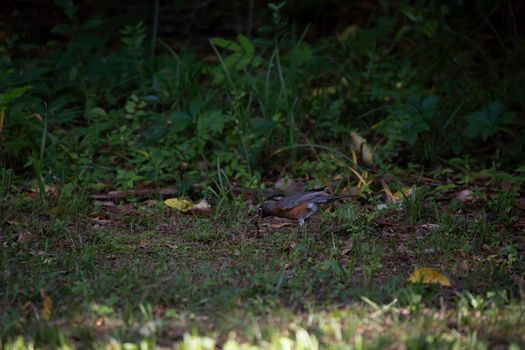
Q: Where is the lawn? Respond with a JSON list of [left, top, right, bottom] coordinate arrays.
[[2, 169, 524, 348]]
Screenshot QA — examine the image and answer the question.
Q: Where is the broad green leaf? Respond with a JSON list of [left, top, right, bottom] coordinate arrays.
[[237, 34, 254, 56], [210, 37, 241, 52], [169, 112, 192, 132], [199, 110, 226, 134], [54, 0, 78, 18], [48, 95, 76, 114], [0, 86, 32, 105], [237, 35, 254, 67], [252, 56, 264, 68], [465, 101, 514, 140], [290, 42, 313, 63], [189, 99, 204, 118], [250, 117, 274, 136], [422, 95, 439, 114], [80, 19, 104, 31], [51, 23, 71, 35], [402, 120, 429, 146], [226, 52, 251, 70]]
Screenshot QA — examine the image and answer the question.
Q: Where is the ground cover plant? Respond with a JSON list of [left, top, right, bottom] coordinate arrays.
[[1, 0, 525, 348]]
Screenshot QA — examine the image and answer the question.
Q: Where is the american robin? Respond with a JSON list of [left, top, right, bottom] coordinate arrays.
[[259, 189, 355, 226]]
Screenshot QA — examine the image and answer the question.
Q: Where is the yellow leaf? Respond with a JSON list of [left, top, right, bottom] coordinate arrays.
[[164, 198, 211, 213], [48, 206, 63, 217], [407, 267, 451, 287], [371, 121, 382, 129], [164, 198, 195, 212], [351, 149, 358, 165], [41, 296, 52, 320], [350, 131, 374, 165], [392, 186, 413, 203]]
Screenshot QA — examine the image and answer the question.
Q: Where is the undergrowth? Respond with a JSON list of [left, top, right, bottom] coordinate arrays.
[[1, 1, 523, 192]]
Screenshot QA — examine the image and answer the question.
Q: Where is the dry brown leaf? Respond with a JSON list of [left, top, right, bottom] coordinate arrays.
[[350, 131, 374, 165], [456, 189, 473, 202], [263, 218, 294, 229], [341, 239, 354, 255], [516, 197, 525, 210]]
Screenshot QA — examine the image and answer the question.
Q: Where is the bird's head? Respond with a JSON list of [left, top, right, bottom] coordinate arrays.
[[258, 202, 275, 218]]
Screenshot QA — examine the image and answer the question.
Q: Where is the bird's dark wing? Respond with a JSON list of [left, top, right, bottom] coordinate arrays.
[[277, 191, 331, 210]]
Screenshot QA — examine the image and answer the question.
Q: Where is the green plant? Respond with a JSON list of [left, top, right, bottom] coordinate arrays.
[[487, 187, 519, 225], [464, 101, 515, 141], [0, 167, 13, 199], [403, 185, 427, 224]]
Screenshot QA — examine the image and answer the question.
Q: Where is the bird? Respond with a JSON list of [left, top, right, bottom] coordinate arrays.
[[258, 189, 355, 226]]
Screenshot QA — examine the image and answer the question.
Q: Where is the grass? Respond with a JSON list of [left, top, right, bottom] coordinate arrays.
[[1, 173, 524, 348], [1, 2, 525, 348]]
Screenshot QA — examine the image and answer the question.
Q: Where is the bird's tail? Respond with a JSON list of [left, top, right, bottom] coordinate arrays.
[[324, 193, 357, 203]]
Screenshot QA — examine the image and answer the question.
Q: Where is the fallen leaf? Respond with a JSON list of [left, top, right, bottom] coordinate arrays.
[[193, 199, 211, 210], [48, 206, 63, 217], [17, 230, 31, 244], [407, 267, 451, 287], [393, 187, 413, 203], [350, 131, 374, 165], [40, 290, 52, 320], [263, 218, 294, 229], [93, 200, 116, 207], [164, 198, 196, 212], [516, 197, 525, 210], [456, 189, 473, 202], [500, 181, 513, 191], [164, 198, 212, 216], [341, 239, 354, 255], [23, 192, 39, 200], [196, 161, 209, 171], [381, 180, 412, 203]]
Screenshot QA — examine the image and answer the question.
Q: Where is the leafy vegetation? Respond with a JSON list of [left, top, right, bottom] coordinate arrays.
[[1, 0, 524, 348]]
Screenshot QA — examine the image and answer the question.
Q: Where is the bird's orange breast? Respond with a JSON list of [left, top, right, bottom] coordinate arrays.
[[271, 203, 310, 221]]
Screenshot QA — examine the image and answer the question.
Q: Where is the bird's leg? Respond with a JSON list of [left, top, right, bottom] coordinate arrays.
[[299, 203, 318, 226]]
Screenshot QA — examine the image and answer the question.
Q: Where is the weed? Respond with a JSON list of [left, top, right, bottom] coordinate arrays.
[[403, 185, 427, 224], [488, 187, 519, 224]]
